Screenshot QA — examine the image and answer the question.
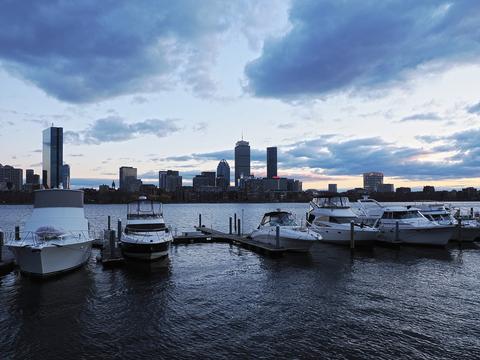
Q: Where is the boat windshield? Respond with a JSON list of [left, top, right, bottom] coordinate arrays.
[[313, 197, 350, 208], [127, 199, 162, 219], [262, 213, 298, 226], [382, 210, 422, 219], [125, 223, 166, 233]]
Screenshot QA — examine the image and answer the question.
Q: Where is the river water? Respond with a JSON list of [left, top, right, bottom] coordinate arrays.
[[1, 203, 480, 359]]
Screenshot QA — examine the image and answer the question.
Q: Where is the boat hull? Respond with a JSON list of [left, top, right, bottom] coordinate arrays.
[[120, 241, 170, 261], [377, 226, 453, 246], [10, 240, 92, 277], [450, 226, 480, 242], [250, 228, 318, 252], [310, 226, 377, 246]]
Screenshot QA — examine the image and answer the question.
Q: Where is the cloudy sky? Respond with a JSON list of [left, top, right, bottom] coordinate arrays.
[[1, 0, 480, 190]]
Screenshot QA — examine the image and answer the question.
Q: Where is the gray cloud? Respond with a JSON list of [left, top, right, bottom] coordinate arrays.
[[399, 112, 443, 122], [467, 101, 480, 114], [245, 0, 480, 99], [0, 1, 255, 103], [65, 116, 179, 145]]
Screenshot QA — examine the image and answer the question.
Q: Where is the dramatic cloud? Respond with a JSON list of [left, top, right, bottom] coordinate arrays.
[[65, 116, 179, 145], [0, 1, 258, 102], [399, 112, 442, 122], [246, 0, 480, 99], [467, 101, 480, 114]]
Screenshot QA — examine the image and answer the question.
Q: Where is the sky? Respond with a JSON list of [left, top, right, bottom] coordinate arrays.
[[1, 0, 480, 191]]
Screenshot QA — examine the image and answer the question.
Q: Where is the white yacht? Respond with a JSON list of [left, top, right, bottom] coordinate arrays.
[[354, 197, 385, 225], [306, 196, 378, 246], [249, 210, 321, 252], [7, 189, 92, 276], [120, 196, 173, 261], [373, 206, 454, 246], [418, 203, 480, 242]]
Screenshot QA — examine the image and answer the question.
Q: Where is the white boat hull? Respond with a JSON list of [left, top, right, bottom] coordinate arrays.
[[250, 228, 319, 252], [10, 240, 92, 276], [309, 225, 377, 246], [377, 226, 453, 246]]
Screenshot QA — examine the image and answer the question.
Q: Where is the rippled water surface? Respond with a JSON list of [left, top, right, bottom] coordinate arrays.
[[1, 203, 480, 359]]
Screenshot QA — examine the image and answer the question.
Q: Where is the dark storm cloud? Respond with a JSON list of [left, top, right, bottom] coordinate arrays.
[[246, 0, 480, 98], [64, 116, 179, 144], [0, 1, 246, 102]]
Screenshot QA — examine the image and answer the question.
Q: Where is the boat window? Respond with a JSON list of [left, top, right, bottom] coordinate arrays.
[[261, 216, 270, 225], [391, 211, 422, 219], [125, 223, 166, 232], [382, 212, 392, 219], [268, 213, 298, 226]]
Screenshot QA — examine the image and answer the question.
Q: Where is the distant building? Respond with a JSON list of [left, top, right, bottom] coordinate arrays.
[[0, 164, 23, 191], [234, 140, 250, 187], [159, 170, 182, 192], [42, 126, 63, 188], [377, 183, 394, 193], [119, 166, 140, 192], [193, 171, 216, 191], [462, 187, 477, 197], [363, 172, 384, 192], [423, 185, 435, 193], [396, 187, 411, 194], [216, 160, 230, 186], [26, 169, 35, 185], [266, 147, 277, 178], [240, 176, 302, 193], [25, 169, 40, 192], [328, 184, 337, 193], [140, 183, 157, 195], [62, 164, 70, 189]]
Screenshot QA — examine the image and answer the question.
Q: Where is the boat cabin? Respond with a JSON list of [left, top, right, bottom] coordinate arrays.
[[260, 211, 298, 227], [125, 196, 166, 233], [380, 208, 424, 220], [312, 196, 350, 208]]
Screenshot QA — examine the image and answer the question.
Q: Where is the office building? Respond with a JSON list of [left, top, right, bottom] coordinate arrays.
[[42, 126, 63, 188], [377, 183, 394, 193], [119, 166, 139, 192], [423, 185, 435, 193], [0, 164, 23, 191], [26, 169, 35, 185], [192, 171, 216, 191], [159, 170, 182, 192], [363, 172, 384, 193], [266, 147, 277, 178], [396, 187, 411, 194], [62, 164, 70, 189], [328, 184, 337, 193], [217, 159, 230, 184], [234, 140, 250, 187]]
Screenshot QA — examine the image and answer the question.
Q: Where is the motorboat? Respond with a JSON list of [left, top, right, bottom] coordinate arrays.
[[418, 203, 480, 242], [249, 210, 321, 252], [119, 196, 173, 261], [306, 196, 378, 246], [353, 197, 384, 225], [7, 189, 92, 276], [373, 206, 454, 246]]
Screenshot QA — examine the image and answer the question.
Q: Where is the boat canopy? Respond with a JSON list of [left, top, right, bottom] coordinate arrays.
[[312, 196, 350, 208], [33, 189, 84, 208], [127, 197, 162, 219], [261, 211, 298, 226]]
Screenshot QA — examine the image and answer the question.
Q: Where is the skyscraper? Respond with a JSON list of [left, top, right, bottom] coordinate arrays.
[[234, 140, 250, 187], [266, 147, 277, 178], [42, 126, 63, 189], [26, 169, 35, 185], [363, 172, 384, 193], [0, 164, 23, 190], [119, 166, 138, 191], [62, 164, 71, 189], [216, 159, 230, 188], [159, 170, 182, 192]]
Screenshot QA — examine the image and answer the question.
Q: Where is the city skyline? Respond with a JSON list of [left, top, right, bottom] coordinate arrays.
[[1, 1, 480, 191]]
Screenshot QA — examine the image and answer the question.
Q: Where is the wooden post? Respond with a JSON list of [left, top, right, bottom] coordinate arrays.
[[234, 213, 237, 232], [350, 221, 355, 250], [107, 216, 111, 230], [198, 214, 202, 227], [237, 219, 241, 236], [229, 217, 232, 235], [117, 219, 122, 242], [470, 208, 474, 218], [109, 230, 116, 258], [0, 231, 4, 262], [458, 218, 462, 243], [15, 226, 20, 241], [395, 221, 399, 243], [276, 225, 280, 249]]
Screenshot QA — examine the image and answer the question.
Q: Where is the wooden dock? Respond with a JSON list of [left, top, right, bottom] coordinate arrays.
[[194, 226, 287, 257]]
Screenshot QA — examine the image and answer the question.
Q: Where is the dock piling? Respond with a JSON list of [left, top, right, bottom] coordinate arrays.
[[15, 226, 20, 241], [458, 218, 462, 243], [237, 219, 241, 236], [117, 219, 122, 242], [395, 221, 400, 243], [199, 214, 202, 227], [234, 213, 237, 232], [470, 208, 474, 218], [229, 217, 232, 235], [0, 231, 3, 262], [350, 221, 355, 250], [109, 230, 116, 258], [107, 216, 111, 230], [276, 225, 280, 249]]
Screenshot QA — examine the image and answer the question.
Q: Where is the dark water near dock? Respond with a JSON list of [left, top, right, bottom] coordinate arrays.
[[1, 203, 480, 359]]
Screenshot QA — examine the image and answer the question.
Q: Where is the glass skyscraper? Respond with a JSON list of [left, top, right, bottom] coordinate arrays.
[[42, 127, 63, 189], [266, 146, 277, 178]]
